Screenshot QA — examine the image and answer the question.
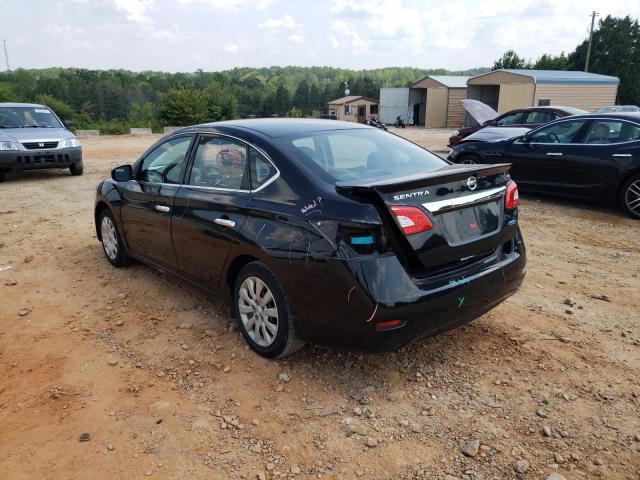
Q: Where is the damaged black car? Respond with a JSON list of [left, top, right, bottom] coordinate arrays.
[[95, 119, 526, 357]]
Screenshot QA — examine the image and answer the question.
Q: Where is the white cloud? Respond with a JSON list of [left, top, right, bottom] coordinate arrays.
[[288, 33, 303, 44], [177, 0, 273, 9], [259, 14, 300, 30], [112, 0, 154, 23], [330, 19, 369, 54], [223, 42, 239, 53]]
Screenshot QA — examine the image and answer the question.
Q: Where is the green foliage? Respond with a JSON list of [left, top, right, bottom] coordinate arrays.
[[492, 50, 531, 70], [160, 85, 208, 126], [0, 82, 18, 102], [37, 94, 74, 121], [567, 15, 640, 105], [287, 106, 303, 118], [130, 101, 155, 128], [534, 52, 569, 70]]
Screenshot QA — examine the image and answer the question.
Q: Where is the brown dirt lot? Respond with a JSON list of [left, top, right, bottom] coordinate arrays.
[[1, 129, 639, 480]]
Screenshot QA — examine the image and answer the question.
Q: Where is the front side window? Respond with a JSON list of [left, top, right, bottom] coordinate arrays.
[[528, 120, 587, 144], [139, 136, 192, 184], [495, 112, 524, 126], [280, 128, 446, 184], [584, 120, 640, 144], [188, 136, 249, 190], [0, 106, 63, 128]]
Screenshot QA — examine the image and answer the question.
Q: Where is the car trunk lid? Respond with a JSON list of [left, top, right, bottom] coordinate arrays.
[[336, 163, 516, 276]]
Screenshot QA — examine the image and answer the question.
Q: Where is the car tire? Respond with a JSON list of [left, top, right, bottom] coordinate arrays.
[[458, 154, 479, 165], [70, 161, 84, 176], [620, 174, 640, 219], [99, 209, 130, 267], [233, 261, 304, 358]]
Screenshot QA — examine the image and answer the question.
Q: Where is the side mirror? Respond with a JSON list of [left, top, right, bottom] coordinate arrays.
[[111, 164, 133, 182], [63, 120, 74, 129]]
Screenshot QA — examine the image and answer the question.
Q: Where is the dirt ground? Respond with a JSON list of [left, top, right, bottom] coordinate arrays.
[[1, 128, 639, 480]]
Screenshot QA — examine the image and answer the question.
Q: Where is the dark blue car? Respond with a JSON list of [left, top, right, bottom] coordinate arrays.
[[449, 113, 640, 219]]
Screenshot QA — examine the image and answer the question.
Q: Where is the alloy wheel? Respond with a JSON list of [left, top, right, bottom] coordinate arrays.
[[626, 180, 640, 216], [238, 276, 279, 347], [101, 215, 119, 260]]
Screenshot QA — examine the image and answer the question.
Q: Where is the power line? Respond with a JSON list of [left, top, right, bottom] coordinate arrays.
[[585, 11, 599, 72]]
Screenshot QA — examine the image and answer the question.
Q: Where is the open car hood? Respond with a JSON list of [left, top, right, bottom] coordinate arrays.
[[461, 127, 530, 143], [462, 99, 498, 125]]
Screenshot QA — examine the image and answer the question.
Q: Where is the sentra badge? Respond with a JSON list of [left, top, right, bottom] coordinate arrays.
[[393, 190, 430, 201]]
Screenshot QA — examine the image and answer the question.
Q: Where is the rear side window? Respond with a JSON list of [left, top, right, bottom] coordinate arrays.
[[584, 120, 640, 144], [250, 147, 278, 190], [281, 129, 446, 184], [139, 136, 192, 184], [188, 136, 249, 190]]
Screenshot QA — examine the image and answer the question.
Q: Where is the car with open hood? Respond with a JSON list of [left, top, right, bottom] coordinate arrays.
[[448, 100, 587, 147], [0, 102, 82, 182], [448, 113, 640, 219], [94, 119, 526, 358]]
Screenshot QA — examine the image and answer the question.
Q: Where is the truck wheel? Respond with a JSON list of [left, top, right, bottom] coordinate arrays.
[[70, 161, 84, 176], [233, 261, 304, 358]]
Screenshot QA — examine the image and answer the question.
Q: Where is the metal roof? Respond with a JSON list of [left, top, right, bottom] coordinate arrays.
[[501, 69, 619, 85], [428, 76, 470, 88], [327, 95, 378, 105]]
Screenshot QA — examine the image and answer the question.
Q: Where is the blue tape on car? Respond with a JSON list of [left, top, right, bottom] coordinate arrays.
[[351, 235, 374, 245]]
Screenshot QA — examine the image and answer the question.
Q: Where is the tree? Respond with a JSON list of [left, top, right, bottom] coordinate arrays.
[[493, 50, 531, 70], [568, 15, 640, 105], [0, 82, 18, 102], [534, 52, 569, 70], [130, 101, 155, 128], [37, 94, 74, 121], [160, 85, 208, 126]]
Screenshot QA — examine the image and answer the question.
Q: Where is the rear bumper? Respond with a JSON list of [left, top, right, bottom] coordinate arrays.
[[0, 147, 82, 171], [296, 229, 526, 352]]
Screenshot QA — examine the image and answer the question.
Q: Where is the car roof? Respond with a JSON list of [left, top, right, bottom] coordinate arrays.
[[0, 102, 47, 108], [554, 112, 640, 122], [189, 118, 372, 138]]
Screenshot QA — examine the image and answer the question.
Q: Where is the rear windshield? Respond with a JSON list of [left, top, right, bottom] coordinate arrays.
[[0, 106, 62, 128], [278, 128, 446, 183]]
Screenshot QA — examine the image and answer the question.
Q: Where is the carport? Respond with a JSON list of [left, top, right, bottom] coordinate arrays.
[[466, 69, 620, 114]]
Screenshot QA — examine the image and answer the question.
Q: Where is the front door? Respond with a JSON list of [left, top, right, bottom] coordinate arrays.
[[120, 135, 194, 268], [502, 118, 590, 193], [357, 105, 366, 123], [171, 134, 254, 290]]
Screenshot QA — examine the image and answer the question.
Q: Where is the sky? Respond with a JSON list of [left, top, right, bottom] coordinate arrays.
[[1, 0, 639, 73]]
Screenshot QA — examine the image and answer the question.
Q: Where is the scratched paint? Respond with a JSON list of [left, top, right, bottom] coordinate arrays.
[[300, 196, 323, 215], [347, 286, 355, 303], [448, 276, 469, 288], [457, 296, 465, 309], [366, 303, 379, 322]]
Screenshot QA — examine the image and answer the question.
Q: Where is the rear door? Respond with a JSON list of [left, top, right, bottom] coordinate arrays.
[[501, 118, 590, 192], [561, 119, 640, 198], [171, 135, 277, 290], [120, 135, 194, 268]]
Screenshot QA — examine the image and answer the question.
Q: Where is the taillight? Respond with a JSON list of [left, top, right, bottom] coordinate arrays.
[[389, 205, 433, 235], [505, 181, 520, 209]]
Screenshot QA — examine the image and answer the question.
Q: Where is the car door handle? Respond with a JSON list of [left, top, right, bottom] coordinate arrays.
[[612, 153, 633, 157], [154, 204, 170, 213], [214, 218, 236, 228], [546, 152, 564, 156]]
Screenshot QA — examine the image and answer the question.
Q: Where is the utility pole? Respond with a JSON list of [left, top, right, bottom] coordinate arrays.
[[584, 11, 598, 72], [2, 39, 9, 71]]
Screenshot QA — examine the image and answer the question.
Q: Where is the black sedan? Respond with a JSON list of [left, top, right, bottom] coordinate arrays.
[[448, 113, 640, 219], [95, 119, 526, 357]]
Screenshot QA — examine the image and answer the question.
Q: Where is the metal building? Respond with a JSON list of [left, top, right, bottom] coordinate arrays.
[[410, 76, 470, 128], [379, 76, 469, 128], [467, 69, 619, 113]]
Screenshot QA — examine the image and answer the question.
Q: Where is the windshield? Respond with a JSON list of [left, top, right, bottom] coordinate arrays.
[[278, 128, 447, 184], [0, 106, 63, 128]]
